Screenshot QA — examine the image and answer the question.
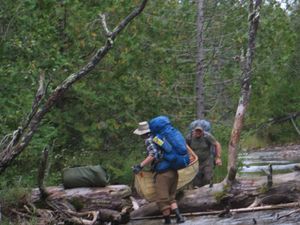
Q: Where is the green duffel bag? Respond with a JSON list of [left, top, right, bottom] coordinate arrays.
[[63, 165, 110, 189]]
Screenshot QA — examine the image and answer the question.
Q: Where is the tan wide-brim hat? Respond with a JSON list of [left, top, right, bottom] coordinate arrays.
[[133, 121, 150, 135]]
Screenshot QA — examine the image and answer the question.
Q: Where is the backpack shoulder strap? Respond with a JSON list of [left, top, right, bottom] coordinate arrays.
[[152, 135, 174, 153], [204, 132, 217, 158], [203, 132, 212, 146], [153, 136, 164, 146]]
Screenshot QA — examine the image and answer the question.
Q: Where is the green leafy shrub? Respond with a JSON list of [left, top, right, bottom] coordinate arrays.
[[0, 186, 30, 209]]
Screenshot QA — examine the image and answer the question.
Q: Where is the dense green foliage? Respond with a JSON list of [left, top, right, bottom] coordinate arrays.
[[0, 0, 299, 190]]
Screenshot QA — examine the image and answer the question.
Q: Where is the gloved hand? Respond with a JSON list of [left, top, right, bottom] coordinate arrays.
[[132, 164, 143, 174]]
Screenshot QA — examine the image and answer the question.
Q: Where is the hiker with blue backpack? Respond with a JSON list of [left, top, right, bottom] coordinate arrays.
[[186, 119, 222, 188], [132, 116, 187, 224]]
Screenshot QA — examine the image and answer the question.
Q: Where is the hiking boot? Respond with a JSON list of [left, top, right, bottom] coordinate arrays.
[[173, 208, 185, 224], [176, 215, 185, 224], [163, 215, 171, 224]]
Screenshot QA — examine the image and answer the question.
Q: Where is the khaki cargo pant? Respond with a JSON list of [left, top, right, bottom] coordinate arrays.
[[154, 169, 178, 211], [193, 158, 213, 187]]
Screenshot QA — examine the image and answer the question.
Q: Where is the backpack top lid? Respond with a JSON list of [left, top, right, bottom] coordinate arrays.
[[149, 116, 171, 134], [189, 119, 211, 133]]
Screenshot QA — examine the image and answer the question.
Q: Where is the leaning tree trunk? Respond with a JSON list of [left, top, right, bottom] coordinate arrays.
[[227, 0, 262, 182], [0, 0, 148, 174]]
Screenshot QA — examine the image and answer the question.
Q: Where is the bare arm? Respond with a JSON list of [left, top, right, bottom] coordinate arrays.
[[214, 141, 222, 166], [140, 155, 155, 167]]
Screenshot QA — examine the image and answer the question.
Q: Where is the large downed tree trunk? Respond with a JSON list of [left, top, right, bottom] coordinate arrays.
[[131, 171, 300, 218], [31, 185, 132, 211], [0, 0, 148, 174]]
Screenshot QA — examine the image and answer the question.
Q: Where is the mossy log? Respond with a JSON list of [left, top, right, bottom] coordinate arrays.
[[131, 171, 300, 218]]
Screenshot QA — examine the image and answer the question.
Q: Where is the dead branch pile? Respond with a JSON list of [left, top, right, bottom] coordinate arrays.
[[5, 185, 133, 225]]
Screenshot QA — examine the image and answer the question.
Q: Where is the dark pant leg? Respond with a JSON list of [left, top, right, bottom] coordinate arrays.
[[193, 158, 213, 187]]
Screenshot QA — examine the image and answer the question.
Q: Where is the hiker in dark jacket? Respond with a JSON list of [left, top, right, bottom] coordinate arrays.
[[186, 123, 222, 187], [132, 121, 185, 224]]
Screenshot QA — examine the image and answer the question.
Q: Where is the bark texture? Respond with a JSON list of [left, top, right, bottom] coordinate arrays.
[[13, 185, 133, 224], [195, 0, 205, 119], [227, 0, 262, 180]]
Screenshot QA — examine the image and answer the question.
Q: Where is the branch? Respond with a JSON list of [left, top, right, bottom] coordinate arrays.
[[262, 164, 273, 189], [32, 71, 46, 110], [110, 0, 148, 40], [22, 71, 47, 131], [0, 0, 148, 174], [99, 14, 113, 46], [99, 14, 112, 37], [38, 147, 49, 199], [65, 210, 99, 225], [277, 208, 300, 220], [1, 3, 22, 43], [250, 112, 300, 131], [290, 117, 300, 136], [0, 71, 47, 154]]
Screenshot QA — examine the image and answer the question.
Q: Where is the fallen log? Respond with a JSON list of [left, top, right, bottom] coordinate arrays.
[[131, 171, 300, 218], [131, 202, 300, 220], [31, 184, 132, 211]]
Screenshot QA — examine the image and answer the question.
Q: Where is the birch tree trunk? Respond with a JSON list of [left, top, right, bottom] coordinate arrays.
[[195, 0, 205, 119], [0, 0, 148, 174], [227, 0, 262, 182]]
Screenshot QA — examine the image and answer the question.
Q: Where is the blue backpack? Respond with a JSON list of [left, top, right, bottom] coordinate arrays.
[[149, 116, 190, 172]]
